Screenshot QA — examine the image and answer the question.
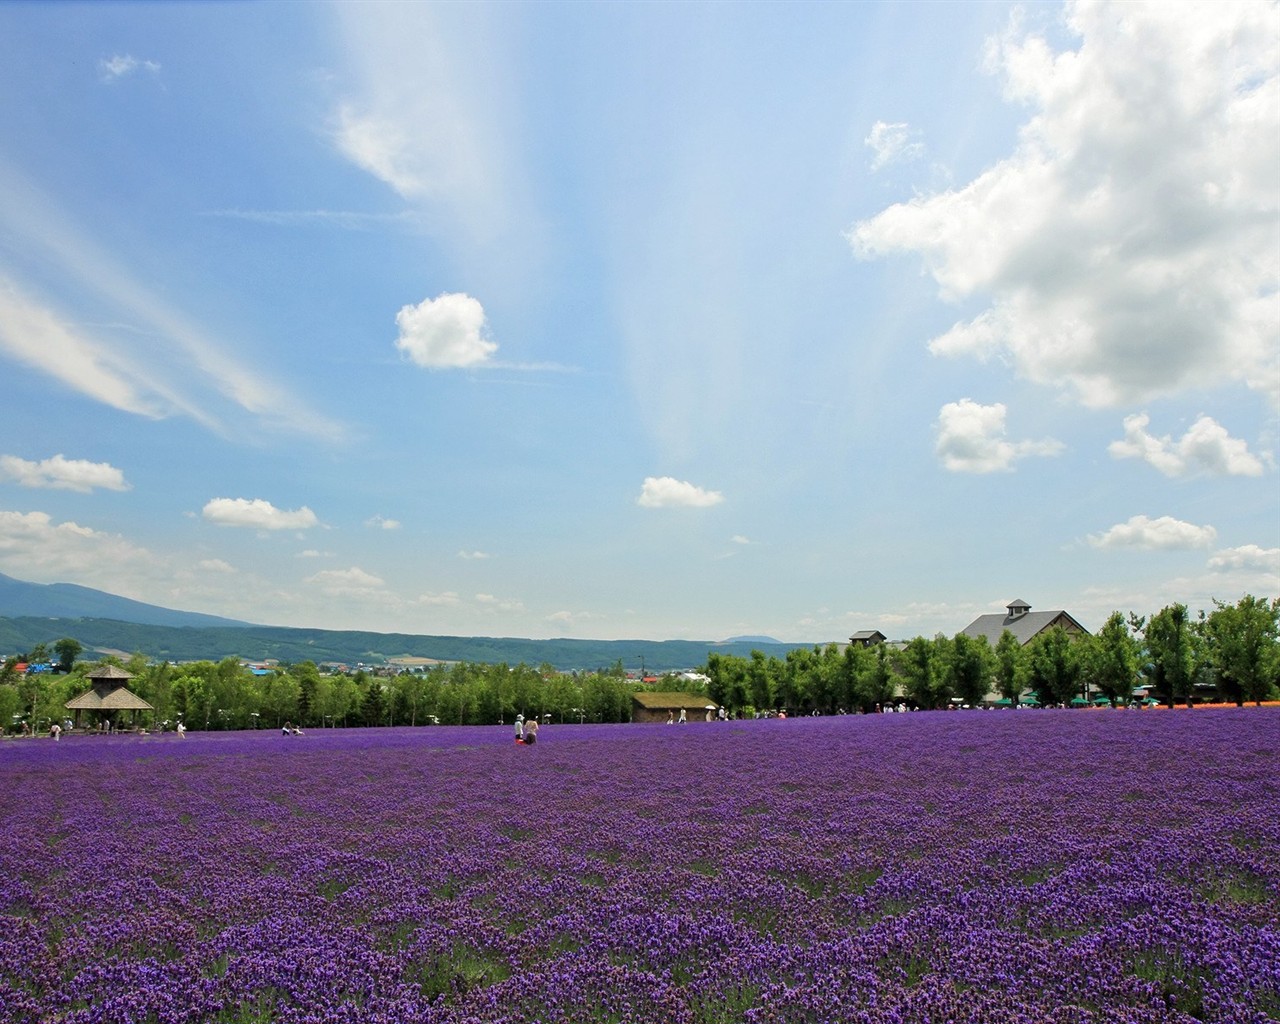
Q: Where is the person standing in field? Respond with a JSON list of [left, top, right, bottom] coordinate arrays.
[[514, 713, 525, 743], [523, 716, 539, 746], [50, 722, 61, 742], [678, 708, 686, 724]]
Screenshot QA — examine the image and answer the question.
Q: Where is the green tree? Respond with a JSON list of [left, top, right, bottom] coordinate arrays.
[[1082, 612, 1139, 706], [1145, 603, 1198, 708], [1024, 626, 1081, 706], [746, 651, 776, 711], [1204, 595, 1280, 706], [259, 671, 301, 728], [993, 630, 1025, 703], [947, 632, 994, 706], [292, 661, 322, 726], [898, 636, 948, 709], [855, 644, 897, 711], [360, 679, 387, 726], [53, 638, 83, 674]]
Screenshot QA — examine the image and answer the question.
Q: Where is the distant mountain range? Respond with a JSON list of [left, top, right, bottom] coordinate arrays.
[[0, 573, 813, 672], [0, 573, 252, 628]]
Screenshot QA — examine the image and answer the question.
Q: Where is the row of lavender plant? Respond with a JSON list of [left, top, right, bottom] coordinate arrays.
[[1, 709, 1276, 1023]]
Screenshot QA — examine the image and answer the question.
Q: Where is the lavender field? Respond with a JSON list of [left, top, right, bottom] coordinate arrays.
[[1, 710, 1277, 1024]]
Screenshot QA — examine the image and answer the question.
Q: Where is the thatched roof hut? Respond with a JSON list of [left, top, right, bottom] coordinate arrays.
[[65, 665, 153, 724]]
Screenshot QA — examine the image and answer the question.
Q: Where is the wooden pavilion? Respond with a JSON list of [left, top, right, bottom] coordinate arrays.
[[65, 665, 154, 730]]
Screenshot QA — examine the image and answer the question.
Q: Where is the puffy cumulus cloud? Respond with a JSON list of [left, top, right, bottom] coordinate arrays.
[[0, 509, 154, 581], [1108, 413, 1267, 477], [98, 55, 161, 81], [0, 454, 129, 493], [1088, 514, 1217, 551], [395, 292, 497, 369], [202, 498, 319, 530], [364, 514, 401, 530], [851, 2, 1279, 409], [866, 121, 925, 171], [1208, 544, 1280, 573], [637, 476, 725, 509], [935, 398, 1065, 472], [304, 566, 387, 597]]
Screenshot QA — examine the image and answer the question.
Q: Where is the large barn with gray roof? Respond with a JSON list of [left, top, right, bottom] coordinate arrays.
[[960, 599, 1089, 647]]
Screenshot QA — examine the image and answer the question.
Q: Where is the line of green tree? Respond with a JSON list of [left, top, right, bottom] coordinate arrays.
[[2, 596, 1275, 733], [705, 596, 1279, 713], [0, 652, 642, 733]]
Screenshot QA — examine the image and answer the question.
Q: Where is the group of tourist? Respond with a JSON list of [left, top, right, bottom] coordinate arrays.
[[513, 713, 540, 745]]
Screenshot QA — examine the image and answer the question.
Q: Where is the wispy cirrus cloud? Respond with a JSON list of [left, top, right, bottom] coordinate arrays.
[[0, 160, 346, 442], [202, 498, 319, 531], [0, 453, 129, 493], [865, 120, 924, 171], [327, 3, 511, 244], [637, 477, 724, 509]]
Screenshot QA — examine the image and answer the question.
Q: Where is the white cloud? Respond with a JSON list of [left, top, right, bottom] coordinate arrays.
[[98, 55, 161, 82], [416, 591, 461, 607], [457, 549, 491, 560], [1108, 413, 1266, 477], [865, 120, 925, 171], [475, 592, 524, 613], [395, 292, 497, 369], [333, 104, 428, 199], [307, 566, 384, 588], [731, 535, 752, 545], [0, 167, 345, 441], [364, 514, 401, 530], [0, 279, 167, 418], [197, 559, 235, 573], [851, 2, 1280, 409], [202, 498, 319, 531], [0, 509, 155, 582], [637, 476, 725, 509], [327, 3, 508, 243], [304, 563, 399, 604], [296, 549, 330, 559], [935, 398, 1065, 472], [1207, 544, 1280, 573], [1088, 514, 1217, 551], [0, 454, 129, 493]]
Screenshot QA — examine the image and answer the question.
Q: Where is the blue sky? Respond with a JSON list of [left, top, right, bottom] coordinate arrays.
[[0, 1, 1276, 642]]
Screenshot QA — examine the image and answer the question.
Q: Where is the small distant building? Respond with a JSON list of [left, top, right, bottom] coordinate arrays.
[[65, 665, 154, 728], [632, 691, 717, 724], [850, 630, 887, 647], [960, 599, 1089, 647]]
